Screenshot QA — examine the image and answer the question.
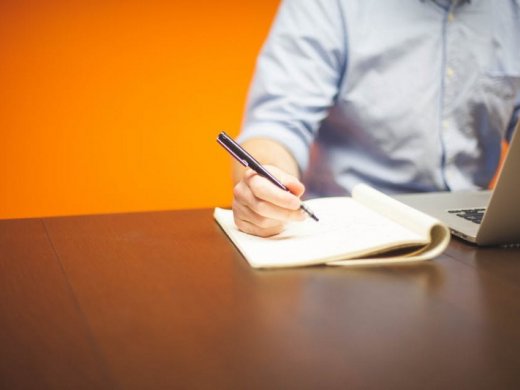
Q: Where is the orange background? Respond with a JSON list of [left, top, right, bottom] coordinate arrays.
[[0, 0, 280, 219]]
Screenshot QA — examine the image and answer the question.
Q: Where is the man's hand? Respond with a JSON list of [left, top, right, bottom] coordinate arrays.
[[232, 165, 307, 237]]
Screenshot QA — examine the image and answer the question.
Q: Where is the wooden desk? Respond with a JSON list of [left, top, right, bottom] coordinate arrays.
[[1, 209, 520, 389]]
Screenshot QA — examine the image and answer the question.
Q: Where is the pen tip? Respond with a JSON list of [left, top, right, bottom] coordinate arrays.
[[300, 203, 319, 222]]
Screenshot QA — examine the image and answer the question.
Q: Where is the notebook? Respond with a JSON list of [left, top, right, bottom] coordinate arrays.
[[394, 120, 520, 246], [214, 184, 450, 269]]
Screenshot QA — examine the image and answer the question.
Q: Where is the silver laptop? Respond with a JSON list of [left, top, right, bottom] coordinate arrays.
[[394, 120, 520, 246]]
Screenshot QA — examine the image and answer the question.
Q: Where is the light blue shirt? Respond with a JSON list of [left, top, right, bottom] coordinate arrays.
[[239, 0, 520, 197]]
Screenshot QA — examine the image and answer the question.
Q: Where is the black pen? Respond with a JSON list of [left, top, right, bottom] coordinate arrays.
[[217, 131, 319, 222]]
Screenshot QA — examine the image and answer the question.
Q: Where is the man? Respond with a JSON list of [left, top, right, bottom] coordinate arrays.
[[232, 0, 520, 237]]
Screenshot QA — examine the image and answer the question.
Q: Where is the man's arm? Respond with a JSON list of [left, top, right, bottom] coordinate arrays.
[[231, 0, 347, 236], [238, 0, 347, 176]]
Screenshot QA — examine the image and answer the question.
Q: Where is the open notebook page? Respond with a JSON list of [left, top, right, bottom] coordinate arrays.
[[214, 196, 428, 269]]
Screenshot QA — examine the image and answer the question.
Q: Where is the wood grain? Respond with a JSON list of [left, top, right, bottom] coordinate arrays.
[[0, 219, 112, 389], [2, 210, 520, 389]]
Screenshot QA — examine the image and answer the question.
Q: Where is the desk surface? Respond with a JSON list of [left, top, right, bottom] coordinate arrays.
[[1, 209, 520, 389]]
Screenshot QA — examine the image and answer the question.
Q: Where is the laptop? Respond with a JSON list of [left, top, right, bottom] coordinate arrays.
[[394, 120, 520, 246]]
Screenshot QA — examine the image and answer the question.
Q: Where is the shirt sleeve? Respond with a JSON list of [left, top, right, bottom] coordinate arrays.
[[238, 0, 347, 172]]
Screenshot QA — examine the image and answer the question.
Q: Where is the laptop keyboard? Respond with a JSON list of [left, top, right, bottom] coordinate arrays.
[[448, 208, 486, 224]]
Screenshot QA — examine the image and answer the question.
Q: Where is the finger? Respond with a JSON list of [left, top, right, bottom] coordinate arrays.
[[245, 173, 302, 211], [232, 199, 283, 229], [244, 165, 306, 206], [233, 216, 285, 237], [277, 170, 305, 198], [233, 201, 285, 237], [234, 180, 306, 223]]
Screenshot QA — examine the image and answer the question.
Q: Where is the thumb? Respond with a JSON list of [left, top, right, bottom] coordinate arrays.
[[259, 165, 305, 198], [278, 172, 305, 198]]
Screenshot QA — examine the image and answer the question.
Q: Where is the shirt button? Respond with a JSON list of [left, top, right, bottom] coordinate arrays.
[[442, 120, 449, 129], [447, 13, 454, 22], [446, 67, 455, 78]]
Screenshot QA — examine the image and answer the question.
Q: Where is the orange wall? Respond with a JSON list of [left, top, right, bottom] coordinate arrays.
[[0, 0, 280, 219]]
